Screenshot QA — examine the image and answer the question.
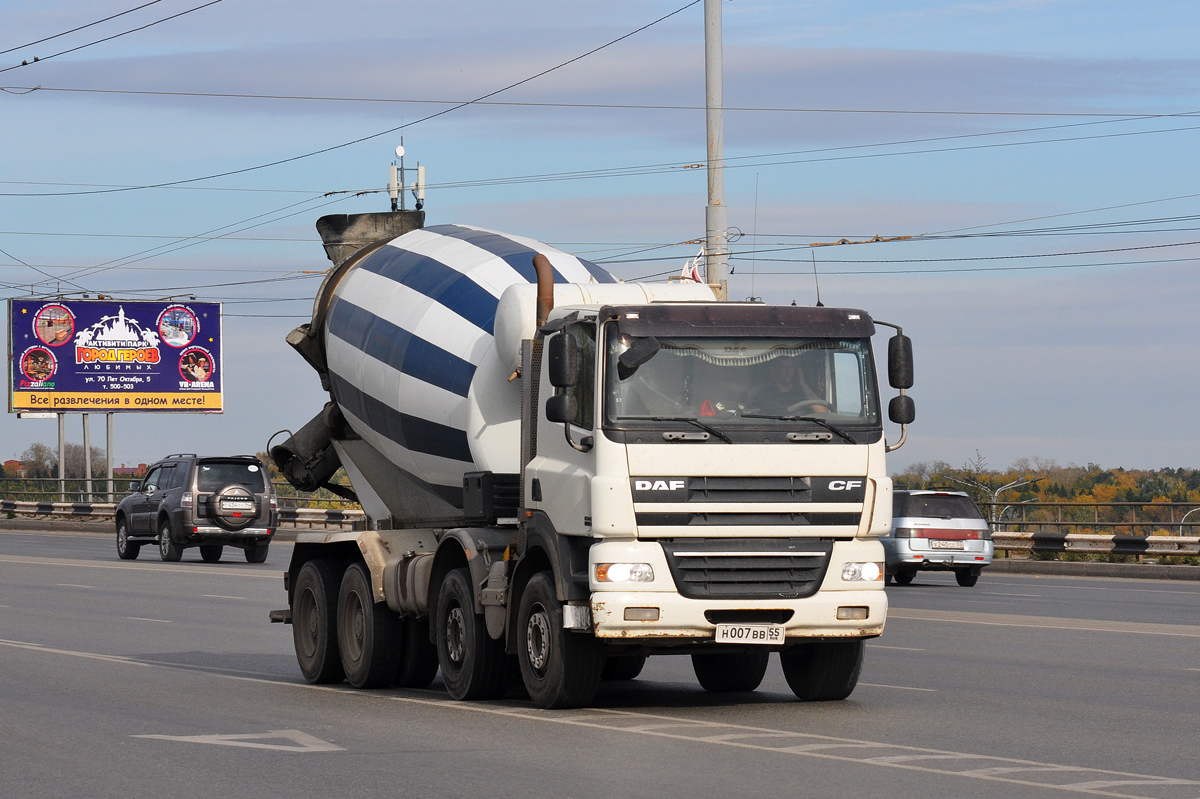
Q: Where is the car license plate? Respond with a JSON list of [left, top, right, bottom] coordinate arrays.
[[223, 501, 253, 511], [714, 624, 785, 645], [930, 540, 965, 550]]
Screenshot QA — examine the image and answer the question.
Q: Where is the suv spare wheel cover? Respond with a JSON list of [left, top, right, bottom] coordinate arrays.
[[209, 484, 259, 530]]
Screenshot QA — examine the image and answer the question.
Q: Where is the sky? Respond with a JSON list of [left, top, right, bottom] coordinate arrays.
[[2, 0, 1199, 475]]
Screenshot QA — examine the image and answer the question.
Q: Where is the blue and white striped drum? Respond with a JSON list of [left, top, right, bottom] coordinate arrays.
[[322, 224, 615, 504]]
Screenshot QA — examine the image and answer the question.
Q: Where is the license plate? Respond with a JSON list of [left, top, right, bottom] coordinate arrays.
[[222, 501, 253, 511], [929, 540, 965, 550], [714, 624, 785, 645]]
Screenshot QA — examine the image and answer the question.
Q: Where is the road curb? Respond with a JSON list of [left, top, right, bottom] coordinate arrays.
[[990, 558, 1200, 581]]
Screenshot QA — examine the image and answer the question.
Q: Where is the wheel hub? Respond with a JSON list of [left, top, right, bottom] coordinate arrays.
[[446, 607, 466, 664], [526, 605, 551, 674]]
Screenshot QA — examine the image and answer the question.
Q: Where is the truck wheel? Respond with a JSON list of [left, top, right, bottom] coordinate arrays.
[[435, 567, 508, 700], [394, 617, 440, 688], [116, 518, 140, 560], [893, 570, 915, 586], [602, 654, 647, 681], [780, 640, 864, 702], [955, 568, 979, 587], [516, 571, 602, 709], [244, 542, 269, 564], [691, 650, 769, 692], [158, 519, 182, 562], [199, 545, 223, 563], [292, 560, 345, 684], [337, 562, 402, 689]]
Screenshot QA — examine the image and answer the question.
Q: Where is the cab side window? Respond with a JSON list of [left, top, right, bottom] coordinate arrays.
[[160, 465, 181, 491], [563, 322, 596, 429]]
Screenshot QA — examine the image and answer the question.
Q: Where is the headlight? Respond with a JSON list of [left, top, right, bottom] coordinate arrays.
[[595, 563, 654, 583], [842, 562, 883, 582]]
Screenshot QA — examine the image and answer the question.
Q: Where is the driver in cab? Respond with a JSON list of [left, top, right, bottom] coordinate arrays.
[[751, 356, 829, 415]]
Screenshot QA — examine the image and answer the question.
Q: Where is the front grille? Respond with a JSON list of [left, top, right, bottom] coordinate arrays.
[[660, 538, 833, 600], [637, 512, 860, 527], [630, 475, 866, 504]]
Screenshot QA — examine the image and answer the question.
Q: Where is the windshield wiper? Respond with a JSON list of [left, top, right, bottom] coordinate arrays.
[[649, 416, 733, 444], [740, 414, 857, 444]]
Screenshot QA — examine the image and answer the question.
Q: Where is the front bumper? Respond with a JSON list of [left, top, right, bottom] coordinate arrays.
[[587, 538, 887, 643]]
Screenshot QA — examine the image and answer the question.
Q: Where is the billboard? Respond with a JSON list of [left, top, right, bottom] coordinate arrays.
[[8, 299, 223, 413]]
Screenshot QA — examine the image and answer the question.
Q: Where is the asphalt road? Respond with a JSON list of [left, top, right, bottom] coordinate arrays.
[[2, 530, 1198, 799]]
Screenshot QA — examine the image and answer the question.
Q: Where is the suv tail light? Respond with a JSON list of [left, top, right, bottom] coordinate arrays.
[[181, 491, 193, 509], [269, 494, 277, 511]]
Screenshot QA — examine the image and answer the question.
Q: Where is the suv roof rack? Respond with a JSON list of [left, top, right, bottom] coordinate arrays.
[[164, 453, 197, 460]]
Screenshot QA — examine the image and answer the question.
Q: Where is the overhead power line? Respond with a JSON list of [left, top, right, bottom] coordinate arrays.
[[0, 0, 701, 197], [0, 0, 226, 76], [5, 83, 1198, 120], [0, 0, 167, 57]]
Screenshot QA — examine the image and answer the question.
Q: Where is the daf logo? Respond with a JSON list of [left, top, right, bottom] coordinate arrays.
[[827, 480, 864, 491], [635, 480, 686, 491]]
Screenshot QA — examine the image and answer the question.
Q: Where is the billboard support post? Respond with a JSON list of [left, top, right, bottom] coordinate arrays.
[[106, 413, 114, 503], [57, 412, 65, 502], [82, 413, 92, 502]]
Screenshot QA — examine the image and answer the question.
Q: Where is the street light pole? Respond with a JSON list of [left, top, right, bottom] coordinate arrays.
[[704, 0, 729, 300]]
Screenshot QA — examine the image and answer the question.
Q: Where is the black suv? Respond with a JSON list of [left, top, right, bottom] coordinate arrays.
[[115, 454, 277, 563]]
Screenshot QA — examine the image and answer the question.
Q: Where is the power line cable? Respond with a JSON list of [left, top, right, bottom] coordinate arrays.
[[0, 0, 226, 75], [5, 83, 1198, 119], [0, 0, 167, 57], [0, 0, 701, 197]]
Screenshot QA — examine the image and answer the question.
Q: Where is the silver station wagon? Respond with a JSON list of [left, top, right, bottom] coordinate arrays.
[[884, 490, 993, 587]]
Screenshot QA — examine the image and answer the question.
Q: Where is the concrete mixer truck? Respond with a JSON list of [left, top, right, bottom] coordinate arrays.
[[269, 211, 916, 709]]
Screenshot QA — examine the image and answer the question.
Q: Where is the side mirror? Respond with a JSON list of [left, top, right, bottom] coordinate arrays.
[[547, 332, 580, 388], [889, 395, 916, 425], [546, 394, 578, 424], [617, 336, 661, 380], [129, 481, 140, 492], [888, 334, 913, 389]]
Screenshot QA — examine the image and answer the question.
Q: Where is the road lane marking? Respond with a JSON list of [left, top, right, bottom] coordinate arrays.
[[888, 608, 1200, 638], [980, 592, 1042, 597], [126, 617, 171, 623], [857, 682, 938, 692], [867, 644, 924, 651], [56, 583, 93, 589], [133, 729, 343, 752], [0, 554, 277, 578], [0, 638, 150, 667], [5, 637, 1197, 797], [202, 595, 247, 600]]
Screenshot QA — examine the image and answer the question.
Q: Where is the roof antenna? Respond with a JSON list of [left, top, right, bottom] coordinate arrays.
[[810, 251, 824, 307]]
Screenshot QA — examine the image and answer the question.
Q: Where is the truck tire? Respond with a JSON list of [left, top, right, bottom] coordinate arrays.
[[395, 617, 440, 688], [199, 545, 223, 563], [337, 562, 402, 689], [893, 570, 915, 586], [116, 518, 140, 560], [955, 568, 979, 587], [516, 571, 603, 709], [292, 559, 345, 684], [158, 518, 182, 562], [780, 640, 864, 702], [602, 654, 647, 681], [435, 567, 508, 700], [244, 541, 269, 564], [691, 650, 769, 692]]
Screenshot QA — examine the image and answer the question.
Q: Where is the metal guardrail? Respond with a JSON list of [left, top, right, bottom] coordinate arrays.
[[980, 501, 1200, 536], [992, 531, 1200, 557], [0, 499, 364, 529], [0, 477, 359, 511]]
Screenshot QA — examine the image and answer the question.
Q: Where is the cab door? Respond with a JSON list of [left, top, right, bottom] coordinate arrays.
[[530, 322, 597, 535]]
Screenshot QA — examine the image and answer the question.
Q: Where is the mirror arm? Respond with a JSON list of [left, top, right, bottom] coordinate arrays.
[[563, 424, 594, 453], [885, 387, 909, 452]]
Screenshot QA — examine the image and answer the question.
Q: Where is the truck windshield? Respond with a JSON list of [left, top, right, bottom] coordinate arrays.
[[604, 332, 880, 430]]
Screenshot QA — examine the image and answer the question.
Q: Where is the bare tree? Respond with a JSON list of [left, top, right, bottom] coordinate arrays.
[[17, 442, 106, 479]]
